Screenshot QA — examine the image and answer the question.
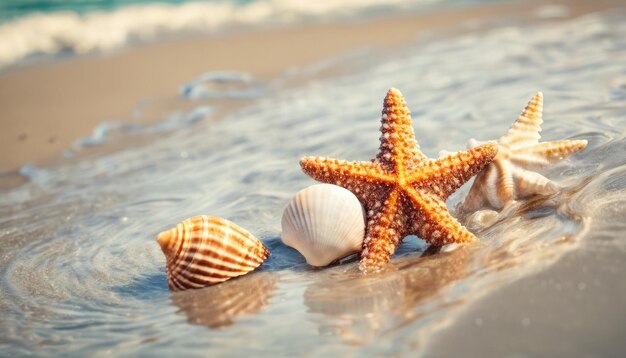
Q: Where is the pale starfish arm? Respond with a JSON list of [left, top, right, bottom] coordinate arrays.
[[376, 88, 427, 171], [492, 158, 516, 207], [405, 187, 477, 246], [359, 189, 405, 272], [510, 139, 588, 169], [460, 171, 488, 213], [300, 157, 392, 184], [463, 158, 516, 210], [499, 92, 543, 149], [412, 143, 498, 198], [512, 166, 559, 197]]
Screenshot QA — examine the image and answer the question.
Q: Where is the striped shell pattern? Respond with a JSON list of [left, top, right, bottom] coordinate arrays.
[[157, 215, 270, 291]]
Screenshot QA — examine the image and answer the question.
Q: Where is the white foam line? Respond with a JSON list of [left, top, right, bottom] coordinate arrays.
[[0, 0, 433, 69]]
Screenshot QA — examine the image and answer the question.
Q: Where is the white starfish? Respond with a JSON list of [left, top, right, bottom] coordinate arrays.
[[461, 92, 588, 212]]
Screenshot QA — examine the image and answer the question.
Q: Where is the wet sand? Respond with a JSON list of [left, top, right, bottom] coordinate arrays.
[[426, 248, 626, 357], [0, 0, 607, 173]]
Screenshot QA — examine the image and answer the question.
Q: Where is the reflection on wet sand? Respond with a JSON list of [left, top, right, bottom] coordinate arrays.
[[171, 271, 277, 329], [304, 245, 471, 344]]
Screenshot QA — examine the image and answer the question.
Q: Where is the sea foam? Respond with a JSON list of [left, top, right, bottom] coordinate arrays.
[[0, 0, 433, 69]]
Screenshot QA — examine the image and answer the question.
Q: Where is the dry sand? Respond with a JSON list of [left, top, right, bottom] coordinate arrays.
[[0, 0, 606, 174]]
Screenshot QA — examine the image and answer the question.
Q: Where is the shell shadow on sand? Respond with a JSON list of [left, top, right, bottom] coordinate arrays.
[[170, 271, 278, 329], [303, 245, 472, 345]]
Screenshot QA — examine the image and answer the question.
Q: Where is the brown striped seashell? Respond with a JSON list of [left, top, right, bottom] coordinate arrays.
[[157, 215, 270, 291]]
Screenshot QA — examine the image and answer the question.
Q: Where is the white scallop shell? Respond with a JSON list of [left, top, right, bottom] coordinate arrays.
[[281, 184, 366, 266]]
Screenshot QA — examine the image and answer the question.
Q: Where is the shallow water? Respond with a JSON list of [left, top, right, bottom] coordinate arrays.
[[1, 8, 626, 357]]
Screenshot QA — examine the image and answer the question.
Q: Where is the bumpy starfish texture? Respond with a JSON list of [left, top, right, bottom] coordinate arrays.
[[461, 92, 588, 212], [300, 88, 498, 272]]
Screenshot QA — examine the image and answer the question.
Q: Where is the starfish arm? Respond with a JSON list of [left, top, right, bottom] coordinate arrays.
[[461, 157, 515, 211], [460, 173, 488, 213], [509, 139, 588, 169], [359, 189, 405, 272], [412, 143, 498, 198], [490, 158, 516, 208], [405, 187, 477, 246], [512, 166, 559, 197], [375, 88, 427, 171], [300, 157, 392, 184], [500, 92, 543, 149]]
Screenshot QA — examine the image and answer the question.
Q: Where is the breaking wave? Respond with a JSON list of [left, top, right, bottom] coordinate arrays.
[[0, 0, 437, 69]]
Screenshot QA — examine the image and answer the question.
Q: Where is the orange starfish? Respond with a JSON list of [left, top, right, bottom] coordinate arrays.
[[300, 88, 498, 272]]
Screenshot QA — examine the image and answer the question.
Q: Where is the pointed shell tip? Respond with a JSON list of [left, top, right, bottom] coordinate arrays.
[[156, 229, 173, 250]]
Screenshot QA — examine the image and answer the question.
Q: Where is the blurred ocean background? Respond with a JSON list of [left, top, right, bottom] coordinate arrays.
[[0, 0, 501, 69]]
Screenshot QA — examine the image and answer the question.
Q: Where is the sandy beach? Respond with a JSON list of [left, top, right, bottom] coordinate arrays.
[[0, 0, 607, 174]]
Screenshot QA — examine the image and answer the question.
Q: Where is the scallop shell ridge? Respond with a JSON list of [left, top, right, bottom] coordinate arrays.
[[157, 215, 269, 291], [281, 184, 366, 266]]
